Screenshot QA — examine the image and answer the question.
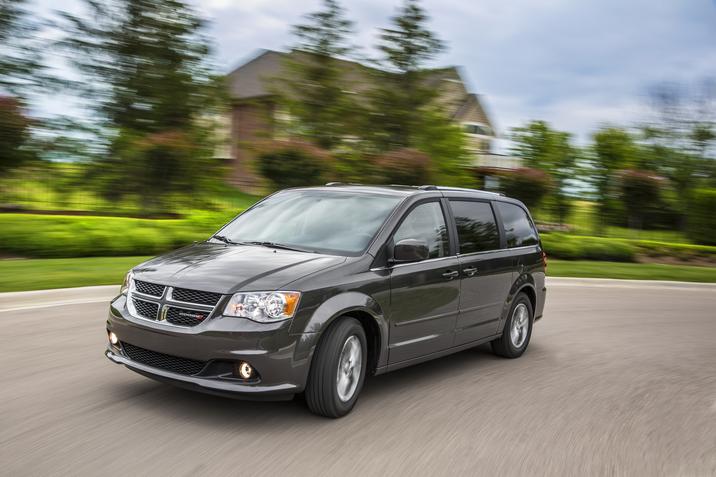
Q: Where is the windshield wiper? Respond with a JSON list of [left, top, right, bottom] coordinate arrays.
[[211, 234, 239, 245], [243, 241, 313, 253]]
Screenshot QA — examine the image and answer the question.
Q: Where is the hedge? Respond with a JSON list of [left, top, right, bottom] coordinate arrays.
[[541, 233, 716, 263], [0, 212, 237, 258], [2, 213, 716, 262]]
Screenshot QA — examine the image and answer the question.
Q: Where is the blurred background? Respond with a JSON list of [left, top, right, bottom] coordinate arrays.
[[1, 0, 715, 290]]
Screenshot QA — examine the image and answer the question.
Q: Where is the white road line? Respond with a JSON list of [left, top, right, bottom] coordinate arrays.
[[0, 298, 111, 313]]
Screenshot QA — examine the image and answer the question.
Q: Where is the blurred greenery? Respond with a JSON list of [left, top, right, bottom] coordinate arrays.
[[546, 260, 716, 283], [0, 256, 152, 292], [2, 256, 714, 293]]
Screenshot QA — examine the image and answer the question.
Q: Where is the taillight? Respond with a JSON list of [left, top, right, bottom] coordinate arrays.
[[541, 251, 547, 268]]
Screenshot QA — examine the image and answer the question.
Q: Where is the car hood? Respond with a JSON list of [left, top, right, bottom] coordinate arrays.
[[132, 242, 347, 294]]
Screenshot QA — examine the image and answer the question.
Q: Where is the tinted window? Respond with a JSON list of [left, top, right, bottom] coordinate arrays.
[[393, 202, 449, 259], [496, 202, 538, 248], [450, 201, 499, 253]]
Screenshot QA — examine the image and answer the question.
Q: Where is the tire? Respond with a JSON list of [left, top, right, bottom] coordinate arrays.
[[491, 292, 533, 358], [305, 317, 367, 418]]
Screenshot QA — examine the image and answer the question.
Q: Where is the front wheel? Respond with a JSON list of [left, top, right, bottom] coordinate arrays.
[[491, 293, 533, 358], [305, 318, 367, 418]]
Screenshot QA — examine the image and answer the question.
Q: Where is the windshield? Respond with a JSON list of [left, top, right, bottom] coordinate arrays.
[[216, 190, 403, 255]]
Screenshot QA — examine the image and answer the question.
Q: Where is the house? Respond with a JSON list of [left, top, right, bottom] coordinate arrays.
[[222, 49, 519, 191]]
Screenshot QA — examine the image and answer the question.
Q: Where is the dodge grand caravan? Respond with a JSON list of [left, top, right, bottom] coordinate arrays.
[[106, 184, 546, 417]]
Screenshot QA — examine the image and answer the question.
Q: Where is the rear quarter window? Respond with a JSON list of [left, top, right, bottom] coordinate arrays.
[[495, 202, 538, 248]]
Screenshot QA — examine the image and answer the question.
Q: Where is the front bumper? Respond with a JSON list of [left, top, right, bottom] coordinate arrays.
[[106, 295, 316, 399]]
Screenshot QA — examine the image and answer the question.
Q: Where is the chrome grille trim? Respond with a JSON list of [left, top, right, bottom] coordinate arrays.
[[126, 283, 223, 327]]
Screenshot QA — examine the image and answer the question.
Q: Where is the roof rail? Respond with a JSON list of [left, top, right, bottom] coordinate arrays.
[[417, 185, 438, 190], [325, 182, 344, 186]]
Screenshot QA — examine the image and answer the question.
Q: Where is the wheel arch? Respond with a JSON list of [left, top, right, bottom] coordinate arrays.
[[295, 291, 389, 375]]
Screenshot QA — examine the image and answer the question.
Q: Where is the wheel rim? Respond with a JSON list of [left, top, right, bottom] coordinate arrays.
[[510, 303, 529, 348], [336, 335, 362, 402]]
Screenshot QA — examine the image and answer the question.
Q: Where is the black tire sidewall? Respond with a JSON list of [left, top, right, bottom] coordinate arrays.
[[307, 318, 368, 417]]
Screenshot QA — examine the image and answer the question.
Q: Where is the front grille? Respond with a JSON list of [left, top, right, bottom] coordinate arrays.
[[166, 306, 210, 327], [132, 298, 159, 320], [122, 342, 207, 376], [172, 287, 222, 306], [134, 280, 165, 297]]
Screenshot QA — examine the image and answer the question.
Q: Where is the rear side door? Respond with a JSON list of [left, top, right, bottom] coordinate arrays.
[[448, 199, 513, 346], [388, 201, 461, 364]]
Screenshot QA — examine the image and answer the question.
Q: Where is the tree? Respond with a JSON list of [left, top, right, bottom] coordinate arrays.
[[60, 0, 221, 211], [510, 121, 576, 223], [275, 0, 357, 151], [367, 0, 445, 150], [590, 127, 638, 233], [0, 0, 45, 97], [618, 169, 662, 230], [0, 95, 31, 176]]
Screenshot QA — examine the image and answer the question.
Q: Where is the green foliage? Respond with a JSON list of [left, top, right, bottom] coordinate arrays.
[[275, 0, 358, 150], [687, 188, 716, 245], [60, 0, 222, 212], [617, 169, 663, 229], [61, 0, 214, 133], [414, 109, 475, 187], [589, 127, 640, 232], [0, 0, 45, 97], [0, 96, 31, 175], [510, 121, 576, 223], [499, 168, 551, 210], [541, 232, 716, 263], [256, 141, 335, 190], [546, 260, 716, 283], [366, 0, 445, 150], [0, 212, 237, 258], [541, 233, 636, 262]]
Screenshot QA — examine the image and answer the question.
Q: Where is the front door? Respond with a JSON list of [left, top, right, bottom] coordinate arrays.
[[388, 201, 461, 364], [449, 200, 513, 346]]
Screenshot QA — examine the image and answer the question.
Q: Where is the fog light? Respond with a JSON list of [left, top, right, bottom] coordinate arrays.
[[108, 331, 119, 346], [235, 361, 254, 380]]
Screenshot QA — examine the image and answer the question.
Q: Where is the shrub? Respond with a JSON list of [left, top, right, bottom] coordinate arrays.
[[499, 167, 552, 210], [256, 140, 335, 189], [687, 188, 716, 245], [541, 234, 636, 262], [372, 148, 431, 185]]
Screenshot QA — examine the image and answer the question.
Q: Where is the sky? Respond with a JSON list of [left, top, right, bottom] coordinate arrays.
[[35, 0, 716, 149]]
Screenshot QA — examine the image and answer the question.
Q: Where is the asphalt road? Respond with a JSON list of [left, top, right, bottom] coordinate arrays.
[[1, 279, 715, 476]]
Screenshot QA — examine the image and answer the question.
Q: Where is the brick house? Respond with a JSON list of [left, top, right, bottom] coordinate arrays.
[[221, 49, 518, 191]]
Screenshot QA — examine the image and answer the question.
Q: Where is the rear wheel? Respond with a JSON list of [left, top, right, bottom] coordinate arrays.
[[491, 293, 533, 358], [305, 318, 367, 418]]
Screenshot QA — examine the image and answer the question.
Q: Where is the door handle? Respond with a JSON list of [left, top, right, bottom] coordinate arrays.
[[463, 267, 478, 277], [442, 270, 459, 280]]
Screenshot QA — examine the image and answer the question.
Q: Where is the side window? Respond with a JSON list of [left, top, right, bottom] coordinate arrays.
[[495, 202, 538, 248], [449, 201, 499, 254], [393, 202, 449, 259]]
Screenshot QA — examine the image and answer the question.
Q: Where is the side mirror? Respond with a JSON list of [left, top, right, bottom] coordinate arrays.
[[391, 238, 429, 264]]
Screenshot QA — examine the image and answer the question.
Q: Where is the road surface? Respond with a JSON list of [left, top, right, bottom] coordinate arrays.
[[1, 279, 715, 476]]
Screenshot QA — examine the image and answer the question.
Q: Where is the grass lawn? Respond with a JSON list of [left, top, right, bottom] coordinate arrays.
[[0, 256, 152, 292], [548, 259, 716, 283], [1, 256, 715, 293]]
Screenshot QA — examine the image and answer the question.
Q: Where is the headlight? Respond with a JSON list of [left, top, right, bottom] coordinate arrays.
[[120, 271, 133, 295], [223, 291, 301, 323]]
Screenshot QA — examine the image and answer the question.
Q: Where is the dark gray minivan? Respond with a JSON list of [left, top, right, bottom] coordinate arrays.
[[106, 184, 546, 417]]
